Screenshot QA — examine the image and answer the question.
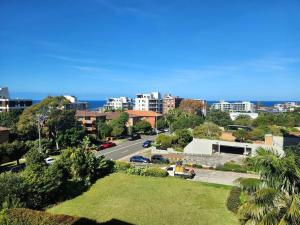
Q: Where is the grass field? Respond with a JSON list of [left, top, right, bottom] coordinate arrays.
[[48, 173, 238, 225]]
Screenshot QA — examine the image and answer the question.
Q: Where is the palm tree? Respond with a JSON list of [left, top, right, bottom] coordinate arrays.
[[238, 148, 300, 225]]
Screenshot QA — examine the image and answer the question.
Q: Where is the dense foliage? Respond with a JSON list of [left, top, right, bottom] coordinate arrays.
[[226, 187, 242, 213], [0, 146, 112, 210], [193, 122, 222, 139], [0, 208, 101, 225], [133, 120, 152, 134], [238, 148, 300, 224], [206, 109, 232, 127]]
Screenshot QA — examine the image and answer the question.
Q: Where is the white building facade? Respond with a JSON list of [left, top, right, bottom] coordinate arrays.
[[0, 87, 32, 112], [104, 97, 133, 110], [134, 92, 163, 113], [212, 101, 255, 113]]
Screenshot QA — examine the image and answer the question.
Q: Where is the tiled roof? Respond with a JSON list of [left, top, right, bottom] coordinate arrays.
[[126, 110, 162, 117], [75, 110, 106, 117]]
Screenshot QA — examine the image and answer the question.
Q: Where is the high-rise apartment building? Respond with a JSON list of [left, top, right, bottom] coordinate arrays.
[[212, 100, 255, 113], [162, 94, 183, 114], [104, 97, 134, 111], [134, 92, 163, 113], [0, 87, 32, 112]]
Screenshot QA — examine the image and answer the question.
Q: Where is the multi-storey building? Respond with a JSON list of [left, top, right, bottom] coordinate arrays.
[[104, 97, 134, 111], [0, 87, 32, 112], [63, 95, 87, 110], [212, 100, 255, 113], [134, 92, 163, 113], [162, 94, 183, 114]]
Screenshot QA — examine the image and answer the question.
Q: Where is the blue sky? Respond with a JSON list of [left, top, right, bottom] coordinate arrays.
[[0, 0, 299, 100]]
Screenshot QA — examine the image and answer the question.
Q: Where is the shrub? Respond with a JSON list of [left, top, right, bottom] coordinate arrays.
[[191, 164, 203, 169], [125, 167, 145, 176], [143, 167, 168, 177], [114, 161, 132, 172], [226, 187, 241, 213], [0, 172, 27, 209], [216, 162, 248, 173], [155, 134, 173, 149], [0, 208, 100, 225], [237, 178, 262, 194]]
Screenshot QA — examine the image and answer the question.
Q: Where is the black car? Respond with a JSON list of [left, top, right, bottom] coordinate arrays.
[[151, 155, 170, 164], [130, 155, 151, 163], [128, 133, 141, 141], [9, 164, 26, 173], [143, 140, 152, 148]]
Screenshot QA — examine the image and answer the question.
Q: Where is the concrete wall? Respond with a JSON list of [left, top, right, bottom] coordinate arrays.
[[184, 139, 214, 155]]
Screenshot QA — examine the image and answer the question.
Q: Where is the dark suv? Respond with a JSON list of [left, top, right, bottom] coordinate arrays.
[[151, 155, 170, 164], [130, 155, 151, 163], [128, 133, 141, 141]]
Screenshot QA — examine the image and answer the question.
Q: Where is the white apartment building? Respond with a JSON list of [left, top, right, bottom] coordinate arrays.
[[104, 97, 133, 110], [63, 95, 87, 110], [212, 100, 255, 113], [134, 92, 163, 113], [0, 87, 32, 112]]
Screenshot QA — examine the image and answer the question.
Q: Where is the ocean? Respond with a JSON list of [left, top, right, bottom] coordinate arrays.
[[32, 100, 300, 111]]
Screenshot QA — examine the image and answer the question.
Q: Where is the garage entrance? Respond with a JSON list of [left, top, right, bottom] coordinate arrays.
[[220, 145, 245, 155]]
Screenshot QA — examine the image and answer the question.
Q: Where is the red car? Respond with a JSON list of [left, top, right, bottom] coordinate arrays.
[[100, 142, 116, 150]]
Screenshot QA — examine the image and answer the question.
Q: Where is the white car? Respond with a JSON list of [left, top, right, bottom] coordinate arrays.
[[45, 157, 55, 165]]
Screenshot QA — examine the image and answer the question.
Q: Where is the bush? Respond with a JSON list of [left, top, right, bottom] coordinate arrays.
[[114, 161, 132, 172], [237, 178, 262, 194], [155, 134, 173, 149], [0, 208, 100, 225], [0, 172, 27, 209], [226, 187, 241, 213], [143, 167, 168, 177], [125, 167, 145, 176], [216, 162, 248, 173]]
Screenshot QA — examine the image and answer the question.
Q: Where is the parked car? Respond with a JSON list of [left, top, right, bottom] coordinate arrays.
[[130, 155, 151, 163], [45, 157, 55, 165], [143, 140, 152, 148], [151, 154, 170, 164], [100, 142, 116, 149], [128, 133, 141, 141], [9, 164, 26, 173]]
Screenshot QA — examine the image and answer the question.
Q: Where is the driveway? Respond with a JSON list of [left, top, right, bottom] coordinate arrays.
[[96, 135, 156, 160], [192, 169, 259, 186]]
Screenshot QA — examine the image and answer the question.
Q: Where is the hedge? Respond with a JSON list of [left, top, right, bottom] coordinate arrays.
[[113, 161, 132, 172], [0, 208, 100, 225], [143, 167, 168, 177], [216, 162, 248, 173], [226, 187, 242, 213]]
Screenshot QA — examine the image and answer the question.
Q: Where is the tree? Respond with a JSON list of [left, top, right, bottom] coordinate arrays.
[[156, 118, 167, 130], [96, 121, 112, 140], [109, 112, 129, 137], [17, 96, 75, 149], [133, 120, 152, 134], [193, 122, 222, 139], [233, 129, 249, 142], [0, 109, 23, 135], [57, 125, 86, 148], [206, 109, 232, 127], [170, 114, 204, 132], [179, 99, 205, 115], [234, 115, 253, 127], [174, 129, 193, 148], [155, 134, 173, 149], [0, 141, 28, 165], [238, 148, 300, 224], [111, 125, 125, 137]]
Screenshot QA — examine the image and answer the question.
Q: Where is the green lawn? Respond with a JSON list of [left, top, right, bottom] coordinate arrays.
[[48, 173, 238, 225]]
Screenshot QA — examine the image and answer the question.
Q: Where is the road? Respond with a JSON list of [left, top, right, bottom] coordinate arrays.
[[96, 135, 156, 160]]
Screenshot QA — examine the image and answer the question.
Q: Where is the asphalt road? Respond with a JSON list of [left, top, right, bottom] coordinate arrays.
[[95, 135, 156, 160]]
